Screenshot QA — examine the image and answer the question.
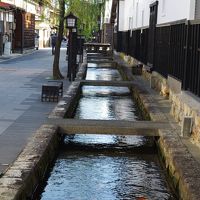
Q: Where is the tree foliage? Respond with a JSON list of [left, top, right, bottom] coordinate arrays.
[[66, 0, 105, 39], [34, 0, 105, 79]]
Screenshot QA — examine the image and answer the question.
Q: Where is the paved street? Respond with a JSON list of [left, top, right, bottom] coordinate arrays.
[[0, 48, 69, 174]]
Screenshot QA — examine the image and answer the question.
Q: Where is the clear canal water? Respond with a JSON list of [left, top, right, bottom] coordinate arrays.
[[86, 63, 122, 81], [40, 65, 176, 200]]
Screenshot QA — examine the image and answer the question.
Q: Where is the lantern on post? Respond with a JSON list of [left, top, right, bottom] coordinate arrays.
[[66, 12, 77, 29], [65, 12, 78, 81]]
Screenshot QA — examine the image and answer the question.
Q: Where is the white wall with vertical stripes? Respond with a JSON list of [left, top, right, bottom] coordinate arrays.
[[105, 0, 196, 31]]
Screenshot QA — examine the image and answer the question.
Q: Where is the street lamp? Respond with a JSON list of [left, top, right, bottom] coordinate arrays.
[[65, 12, 78, 81], [66, 12, 77, 29]]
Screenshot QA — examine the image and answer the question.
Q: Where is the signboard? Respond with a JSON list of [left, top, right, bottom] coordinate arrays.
[[0, 0, 15, 5], [1, 0, 36, 14], [26, 2, 36, 14]]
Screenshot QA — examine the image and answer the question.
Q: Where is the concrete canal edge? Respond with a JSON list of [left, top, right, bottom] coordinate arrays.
[[0, 125, 60, 200], [0, 62, 87, 200], [0, 52, 199, 199], [114, 53, 200, 200]]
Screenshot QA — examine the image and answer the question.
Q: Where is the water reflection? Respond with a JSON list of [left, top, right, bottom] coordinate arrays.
[[40, 70, 176, 200], [73, 86, 147, 150], [87, 62, 113, 68], [76, 86, 142, 121], [86, 68, 122, 81], [41, 151, 174, 200], [88, 58, 111, 62]]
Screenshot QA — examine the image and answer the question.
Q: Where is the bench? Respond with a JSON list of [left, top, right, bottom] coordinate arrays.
[[41, 81, 63, 102]]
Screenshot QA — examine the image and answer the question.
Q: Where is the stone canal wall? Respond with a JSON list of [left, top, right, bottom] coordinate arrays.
[[1, 52, 200, 200], [147, 69, 200, 146], [115, 51, 200, 147], [115, 53, 200, 200], [0, 62, 87, 200], [0, 125, 60, 200], [170, 93, 200, 146]]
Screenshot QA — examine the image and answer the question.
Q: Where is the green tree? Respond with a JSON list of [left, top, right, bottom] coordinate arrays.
[[34, 0, 104, 79], [52, 0, 65, 79], [52, 0, 105, 79], [33, 0, 63, 79], [66, 0, 104, 39]]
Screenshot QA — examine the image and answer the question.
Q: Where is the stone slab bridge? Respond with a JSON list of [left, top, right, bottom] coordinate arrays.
[[47, 79, 180, 137], [47, 118, 177, 136]]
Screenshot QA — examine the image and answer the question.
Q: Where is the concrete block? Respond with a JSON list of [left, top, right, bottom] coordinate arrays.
[[0, 187, 18, 200], [181, 116, 193, 137], [132, 64, 142, 75], [150, 75, 153, 89], [167, 75, 182, 94]]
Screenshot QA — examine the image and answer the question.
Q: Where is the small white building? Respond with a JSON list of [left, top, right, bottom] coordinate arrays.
[[105, 0, 198, 31], [35, 1, 59, 49]]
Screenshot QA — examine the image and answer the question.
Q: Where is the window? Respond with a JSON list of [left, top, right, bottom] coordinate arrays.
[[162, 0, 166, 16], [141, 10, 144, 26], [129, 17, 133, 30], [0, 12, 3, 21], [8, 13, 14, 23], [129, 17, 133, 37], [136, 2, 138, 27]]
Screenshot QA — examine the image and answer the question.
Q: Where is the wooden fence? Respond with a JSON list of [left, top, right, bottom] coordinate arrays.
[[185, 21, 200, 96], [115, 19, 200, 97]]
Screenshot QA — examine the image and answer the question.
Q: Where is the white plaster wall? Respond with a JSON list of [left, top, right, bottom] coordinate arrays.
[[104, 0, 113, 23], [118, 0, 136, 31], [118, 1, 125, 31], [157, 0, 195, 24], [116, 0, 196, 31]]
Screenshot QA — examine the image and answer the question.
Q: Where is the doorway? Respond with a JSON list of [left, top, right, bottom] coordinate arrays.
[[147, 1, 158, 68]]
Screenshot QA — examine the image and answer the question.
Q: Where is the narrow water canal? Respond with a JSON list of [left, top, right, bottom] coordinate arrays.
[[40, 61, 176, 200], [86, 63, 122, 81]]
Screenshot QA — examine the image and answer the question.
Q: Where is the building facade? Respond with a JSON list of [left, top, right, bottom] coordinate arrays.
[[0, 1, 15, 55], [35, 1, 59, 49], [117, 0, 196, 31], [0, 0, 59, 55], [0, 0, 37, 55], [104, 0, 200, 98]]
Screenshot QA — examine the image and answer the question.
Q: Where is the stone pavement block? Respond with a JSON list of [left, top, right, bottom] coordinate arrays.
[[178, 177, 200, 200], [10, 161, 35, 171], [0, 121, 13, 135], [3, 169, 29, 179], [172, 155, 200, 178], [0, 187, 19, 200], [0, 177, 22, 189]]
